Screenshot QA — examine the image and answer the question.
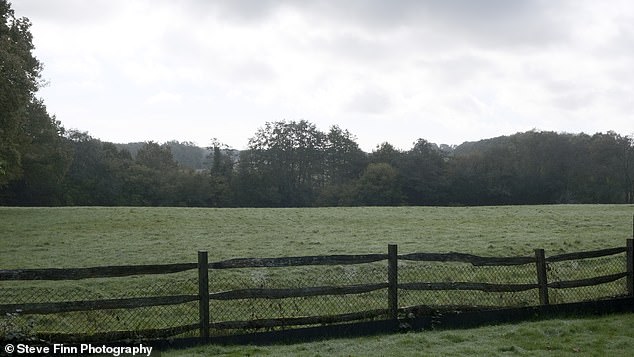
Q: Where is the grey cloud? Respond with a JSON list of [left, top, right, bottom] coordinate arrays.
[[13, 0, 118, 25], [177, 0, 284, 23], [345, 87, 391, 114], [168, 0, 572, 54], [550, 91, 597, 111], [230, 60, 278, 83], [416, 54, 497, 85], [306, 0, 570, 48]]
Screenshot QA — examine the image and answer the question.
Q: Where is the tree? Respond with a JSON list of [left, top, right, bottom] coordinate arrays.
[[584, 132, 633, 203], [324, 126, 367, 185], [370, 142, 402, 167], [400, 139, 446, 205], [62, 131, 135, 205], [165, 141, 206, 170], [356, 163, 403, 206], [0, 0, 44, 186], [0, 100, 71, 204], [242, 120, 326, 206], [207, 138, 235, 206], [136, 141, 178, 171]]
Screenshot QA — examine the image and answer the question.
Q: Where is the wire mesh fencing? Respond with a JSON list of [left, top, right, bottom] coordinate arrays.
[[547, 253, 628, 304], [0, 270, 200, 342], [208, 261, 389, 336], [398, 260, 538, 310], [1, 241, 632, 343]]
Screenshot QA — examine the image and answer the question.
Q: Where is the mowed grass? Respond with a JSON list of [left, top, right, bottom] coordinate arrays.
[[1, 204, 632, 268]]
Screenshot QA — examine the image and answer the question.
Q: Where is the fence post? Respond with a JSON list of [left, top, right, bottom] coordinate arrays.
[[198, 251, 210, 343], [627, 239, 633, 297], [535, 248, 549, 305], [388, 244, 398, 322]]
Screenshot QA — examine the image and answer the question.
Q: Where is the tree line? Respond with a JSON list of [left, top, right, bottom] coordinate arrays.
[[1, 119, 633, 207], [1, 1, 633, 207]]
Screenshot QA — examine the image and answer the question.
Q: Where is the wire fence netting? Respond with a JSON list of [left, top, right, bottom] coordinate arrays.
[[547, 253, 628, 304], [209, 262, 388, 336], [1, 250, 630, 342], [0, 271, 199, 341], [398, 260, 538, 309]]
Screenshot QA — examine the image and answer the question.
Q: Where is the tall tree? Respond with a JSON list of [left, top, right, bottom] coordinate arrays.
[[207, 138, 234, 206], [324, 126, 367, 185], [243, 120, 326, 206], [400, 139, 446, 205], [0, 100, 71, 204], [0, 0, 44, 186]]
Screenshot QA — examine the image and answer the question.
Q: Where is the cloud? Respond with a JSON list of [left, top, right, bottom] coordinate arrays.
[[145, 91, 183, 106], [345, 87, 392, 115], [12, 0, 119, 25], [10, 0, 634, 152]]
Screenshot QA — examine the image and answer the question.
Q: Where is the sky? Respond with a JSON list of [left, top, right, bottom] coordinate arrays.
[[12, 0, 634, 151]]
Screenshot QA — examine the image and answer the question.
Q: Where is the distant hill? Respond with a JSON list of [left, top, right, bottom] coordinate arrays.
[[114, 141, 240, 171]]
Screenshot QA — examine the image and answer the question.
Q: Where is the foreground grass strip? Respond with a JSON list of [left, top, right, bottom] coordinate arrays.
[[162, 313, 634, 357], [39, 323, 200, 343]]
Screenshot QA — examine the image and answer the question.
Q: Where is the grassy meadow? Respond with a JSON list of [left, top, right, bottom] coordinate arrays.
[[1, 204, 633, 355], [1, 204, 632, 268]]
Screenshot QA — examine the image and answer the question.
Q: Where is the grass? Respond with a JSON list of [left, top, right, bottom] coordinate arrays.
[[1, 204, 633, 352], [1, 205, 632, 268], [162, 313, 634, 357]]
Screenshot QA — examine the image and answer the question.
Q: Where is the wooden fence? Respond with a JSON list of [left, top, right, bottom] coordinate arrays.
[[0, 239, 633, 344]]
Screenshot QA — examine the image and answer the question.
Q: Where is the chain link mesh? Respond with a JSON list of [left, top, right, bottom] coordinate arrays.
[[547, 254, 627, 304], [398, 260, 537, 309], [209, 262, 388, 336], [1, 250, 630, 342], [0, 270, 199, 341]]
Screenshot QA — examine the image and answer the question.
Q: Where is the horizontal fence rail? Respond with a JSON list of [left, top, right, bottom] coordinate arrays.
[[209, 283, 389, 300], [209, 254, 388, 269], [546, 247, 627, 263], [0, 263, 198, 281], [0, 295, 199, 315], [399, 252, 536, 266], [399, 282, 540, 293], [1, 239, 632, 345]]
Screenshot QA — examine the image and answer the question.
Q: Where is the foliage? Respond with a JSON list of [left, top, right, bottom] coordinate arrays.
[[2, 120, 634, 206], [0, 0, 45, 186], [356, 163, 403, 205], [0, 100, 71, 204], [241, 120, 327, 206]]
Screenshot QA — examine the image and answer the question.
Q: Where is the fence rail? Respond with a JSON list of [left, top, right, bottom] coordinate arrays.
[[0, 263, 198, 281], [1, 239, 632, 345]]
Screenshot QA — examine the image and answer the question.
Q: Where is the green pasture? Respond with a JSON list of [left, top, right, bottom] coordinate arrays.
[[1, 205, 633, 353], [1, 205, 632, 268]]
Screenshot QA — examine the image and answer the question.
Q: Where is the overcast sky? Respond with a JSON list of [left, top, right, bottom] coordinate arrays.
[[12, 0, 634, 151]]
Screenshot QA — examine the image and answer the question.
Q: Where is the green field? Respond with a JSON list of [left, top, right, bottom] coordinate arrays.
[[1, 205, 633, 355], [1, 205, 632, 268]]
